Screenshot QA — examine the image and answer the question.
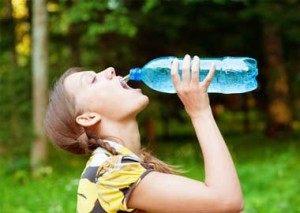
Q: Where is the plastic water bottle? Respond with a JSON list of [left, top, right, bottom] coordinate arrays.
[[122, 56, 258, 94]]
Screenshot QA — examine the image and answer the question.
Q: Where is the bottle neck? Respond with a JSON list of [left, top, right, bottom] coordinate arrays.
[[129, 68, 142, 81]]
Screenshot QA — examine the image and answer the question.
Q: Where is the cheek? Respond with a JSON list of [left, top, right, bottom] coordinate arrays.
[[81, 84, 149, 117], [105, 93, 149, 118], [126, 94, 149, 113], [92, 89, 122, 113], [75, 88, 108, 112]]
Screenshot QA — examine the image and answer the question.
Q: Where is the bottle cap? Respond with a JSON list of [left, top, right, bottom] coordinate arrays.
[[129, 68, 142, 81]]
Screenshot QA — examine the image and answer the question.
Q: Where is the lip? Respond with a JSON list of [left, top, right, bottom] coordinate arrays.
[[122, 82, 129, 89], [118, 76, 143, 94], [119, 77, 134, 90]]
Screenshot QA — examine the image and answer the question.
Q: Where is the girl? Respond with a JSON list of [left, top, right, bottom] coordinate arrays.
[[45, 54, 243, 213]]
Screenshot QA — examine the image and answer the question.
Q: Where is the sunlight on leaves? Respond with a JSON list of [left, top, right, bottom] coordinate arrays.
[[12, 0, 28, 19]]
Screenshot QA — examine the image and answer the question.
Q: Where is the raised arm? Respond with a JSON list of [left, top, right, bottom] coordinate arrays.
[[128, 55, 244, 213], [173, 55, 244, 210]]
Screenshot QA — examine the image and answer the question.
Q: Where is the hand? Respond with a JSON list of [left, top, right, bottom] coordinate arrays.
[[171, 54, 215, 118]]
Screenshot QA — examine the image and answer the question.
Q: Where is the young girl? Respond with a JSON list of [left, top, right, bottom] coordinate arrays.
[[45, 54, 244, 213]]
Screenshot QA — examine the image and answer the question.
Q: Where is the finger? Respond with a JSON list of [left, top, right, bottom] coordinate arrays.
[[182, 54, 191, 83], [202, 64, 215, 88], [171, 58, 180, 87], [191, 56, 200, 85]]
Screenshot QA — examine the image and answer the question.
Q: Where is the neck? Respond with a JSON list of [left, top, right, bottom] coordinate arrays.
[[98, 118, 141, 154]]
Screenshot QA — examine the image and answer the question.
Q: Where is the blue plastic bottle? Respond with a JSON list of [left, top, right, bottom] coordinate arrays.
[[124, 56, 258, 94]]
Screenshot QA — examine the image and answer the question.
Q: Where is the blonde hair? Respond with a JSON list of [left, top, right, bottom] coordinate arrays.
[[45, 68, 177, 174]]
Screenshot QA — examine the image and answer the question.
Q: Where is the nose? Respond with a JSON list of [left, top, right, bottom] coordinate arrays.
[[103, 67, 116, 80]]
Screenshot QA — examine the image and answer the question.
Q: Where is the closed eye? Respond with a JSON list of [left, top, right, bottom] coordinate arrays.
[[91, 75, 97, 84]]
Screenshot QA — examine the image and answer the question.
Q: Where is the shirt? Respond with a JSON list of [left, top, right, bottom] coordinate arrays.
[[77, 140, 153, 213]]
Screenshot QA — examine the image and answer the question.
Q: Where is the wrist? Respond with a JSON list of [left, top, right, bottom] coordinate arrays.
[[189, 107, 214, 121]]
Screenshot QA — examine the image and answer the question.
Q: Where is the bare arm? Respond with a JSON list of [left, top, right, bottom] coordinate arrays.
[[128, 55, 243, 213], [175, 55, 243, 207]]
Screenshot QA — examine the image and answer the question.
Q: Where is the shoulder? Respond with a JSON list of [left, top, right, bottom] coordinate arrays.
[[78, 141, 153, 213]]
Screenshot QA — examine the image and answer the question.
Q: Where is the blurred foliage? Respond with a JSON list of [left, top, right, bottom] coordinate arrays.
[[0, 0, 300, 153], [0, 0, 300, 144], [51, 0, 137, 37]]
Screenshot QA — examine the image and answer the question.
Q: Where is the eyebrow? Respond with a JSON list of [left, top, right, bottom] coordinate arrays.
[[80, 71, 95, 86]]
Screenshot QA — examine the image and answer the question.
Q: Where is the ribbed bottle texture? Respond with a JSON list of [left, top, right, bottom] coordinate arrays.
[[128, 56, 258, 94]]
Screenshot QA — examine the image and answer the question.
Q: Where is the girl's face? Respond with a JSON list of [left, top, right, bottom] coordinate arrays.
[[64, 67, 149, 121]]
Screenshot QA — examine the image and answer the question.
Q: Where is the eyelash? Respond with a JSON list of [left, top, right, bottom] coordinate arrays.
[[91, 76, 96, 84]]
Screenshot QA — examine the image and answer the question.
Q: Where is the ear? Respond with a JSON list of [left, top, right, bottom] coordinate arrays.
[[76, 112, 101, 127]]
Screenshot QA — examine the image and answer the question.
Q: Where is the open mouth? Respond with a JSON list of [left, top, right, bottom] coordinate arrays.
[[120, 79, 132, 89]]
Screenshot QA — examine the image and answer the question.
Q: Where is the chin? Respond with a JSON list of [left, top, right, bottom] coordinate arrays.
[[141, 95, 150, 109], [136, 95, 149, 113]]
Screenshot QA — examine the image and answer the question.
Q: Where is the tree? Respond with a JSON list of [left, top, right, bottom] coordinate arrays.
[[240, 1, 296, 136], [30, 0, 49, 174], [263, 23, 292, 136]]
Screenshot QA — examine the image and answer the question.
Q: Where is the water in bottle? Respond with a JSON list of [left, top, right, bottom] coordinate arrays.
[[122, 56, 258, 94]]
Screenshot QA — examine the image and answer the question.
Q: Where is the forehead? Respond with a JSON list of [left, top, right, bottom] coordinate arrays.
[[64, 72, 81, 95], [64, 71, 92, 96]]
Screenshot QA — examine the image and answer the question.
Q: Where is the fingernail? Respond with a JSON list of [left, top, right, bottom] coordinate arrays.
[[171, 58, 178, 65], [193, 56, 199, 61], [184, 54, 190, 59]]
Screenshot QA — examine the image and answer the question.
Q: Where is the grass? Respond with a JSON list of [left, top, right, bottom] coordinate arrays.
[[156, 132, 300, 213], [0, 131, 299, 213]]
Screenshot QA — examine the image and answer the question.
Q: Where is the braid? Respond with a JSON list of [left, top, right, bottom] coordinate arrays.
[[95, 138, 118, 155], [77, 133, 178, 174], [77, 133, 118, 155], [139, 149, 179, 175]]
